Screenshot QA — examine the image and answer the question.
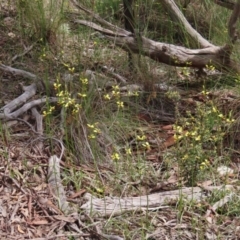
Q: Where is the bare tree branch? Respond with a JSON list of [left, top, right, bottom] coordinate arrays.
[[73, 20, 128, 37], [69, 0, 129, 36], [228, 0, 240, 43], [0, 83, 37, 114], [75, 20, 240, 72], [48, 155, 69, 214], [1, 97, 58, 119], [0, 63, 37, 80], [161, 0, 214, 48], [213, 0, 235, 10]]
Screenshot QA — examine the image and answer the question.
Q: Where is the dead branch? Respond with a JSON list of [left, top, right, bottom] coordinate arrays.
[[1, 97, 58, 119], [0, 63, 37, 80], [11, 43, 35, 62], [161, 0, 214, 48], [74, 20, 240, 71], [81, 187, 204, 217], [48, 155, 69, 214], [211, 193, 233, 211], [0, 83, 37, 117], [31, 107, 44, 151], [31, 107, 43, 135], [73, 19, 128, 37], [228, 0, 240, 43], [70, 5, 240, 73], [99, 66, 127, 84], [81, 185, 239, 217], [213, 0, 235, 10], [69, 0, 129, 36]]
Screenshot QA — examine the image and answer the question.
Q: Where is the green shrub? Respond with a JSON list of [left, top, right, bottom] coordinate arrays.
[[17, 0, 67, 43]]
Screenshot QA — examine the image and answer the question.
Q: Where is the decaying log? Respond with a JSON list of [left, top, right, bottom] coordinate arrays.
[[106, 35, 233, 69], [81, 185, 239, 217], [81, 187, 204, 217]]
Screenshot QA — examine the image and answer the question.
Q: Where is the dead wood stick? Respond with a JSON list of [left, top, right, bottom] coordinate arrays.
[[0, 63, 37, 80], [0, 83, 37, 115], [2, 97, 58, 119], [11, 43, 35, 62]]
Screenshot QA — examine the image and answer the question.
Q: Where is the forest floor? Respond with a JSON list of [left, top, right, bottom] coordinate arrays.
[[1, 1, 240, 240]]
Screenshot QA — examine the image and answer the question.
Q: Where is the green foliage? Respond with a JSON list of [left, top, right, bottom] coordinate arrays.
[[172, 88, 234, 186], [94, 0, 121, 19]]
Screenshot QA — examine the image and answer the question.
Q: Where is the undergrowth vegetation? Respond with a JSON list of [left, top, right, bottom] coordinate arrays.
[[17, 0, 67, 43], [1, 0, 240, 239]]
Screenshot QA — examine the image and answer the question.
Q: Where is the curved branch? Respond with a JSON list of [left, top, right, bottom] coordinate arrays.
[[161, 0, 214, 48], [1, 97, 58, 119], [0, 83, 37, 114]]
